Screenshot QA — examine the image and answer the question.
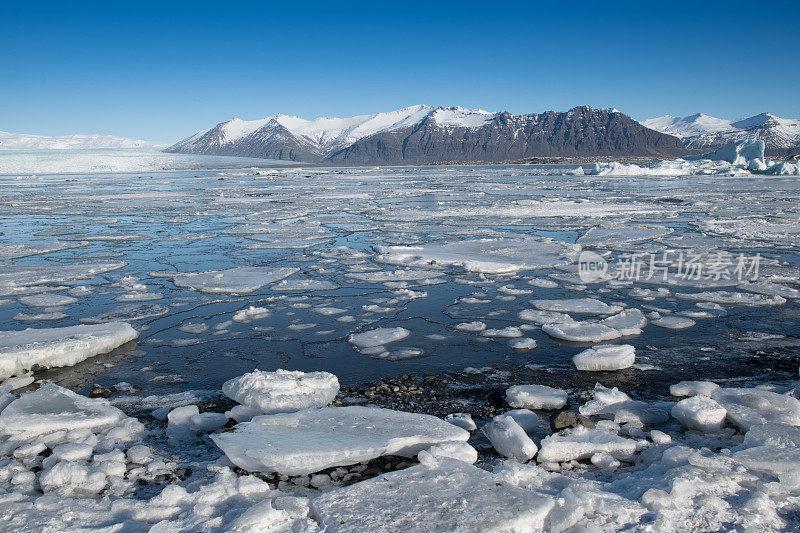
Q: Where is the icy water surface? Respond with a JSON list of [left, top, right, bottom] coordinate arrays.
[[1, 165, 799, 397]]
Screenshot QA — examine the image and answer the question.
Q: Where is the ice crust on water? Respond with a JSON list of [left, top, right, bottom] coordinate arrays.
[[171, 266, 299, 294], [222, 369, 339, 414], [312, 456, 554, 533], [483, 414, 538, 461], [374, 237, 581, 274], [506, 384, 568, 410], [573, 344, 636, 371], [0, 383, 126, 441], [0, 322, 138, 380], [211, 406, 470, 475], [18, 293, 78, 307], [651, 315, 696, 330], [676, 290, 787, 307]]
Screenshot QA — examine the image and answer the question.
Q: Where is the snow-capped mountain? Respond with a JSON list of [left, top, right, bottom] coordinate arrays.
[[642, 113, 800, 156], [0, 131, 168, 150], [167, 105, 686, 164]]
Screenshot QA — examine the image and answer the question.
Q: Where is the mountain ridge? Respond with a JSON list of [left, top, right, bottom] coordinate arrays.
[[167, 105, 687, 164]]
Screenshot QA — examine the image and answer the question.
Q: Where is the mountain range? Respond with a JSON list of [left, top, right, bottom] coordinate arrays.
[[165, 105, 688, 164], [642, 113, 800, 156]]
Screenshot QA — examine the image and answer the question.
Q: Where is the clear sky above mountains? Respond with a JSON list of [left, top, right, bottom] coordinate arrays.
[[1, 0, 797, 142]]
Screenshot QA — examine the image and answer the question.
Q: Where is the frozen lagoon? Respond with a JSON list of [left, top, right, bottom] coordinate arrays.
[[1, 160, 799, 530]]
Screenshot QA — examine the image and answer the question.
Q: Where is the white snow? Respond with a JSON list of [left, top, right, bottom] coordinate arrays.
[[211, 406, 469, 475], [506, 384, 568, 410], [0, 322, 138, 380], [222, 369, 339, 414], [573, 344, 636, 371]]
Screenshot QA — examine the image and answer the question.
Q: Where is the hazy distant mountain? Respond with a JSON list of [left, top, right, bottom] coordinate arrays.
[[0, 131, 168, 150], [642, 113, 800, 156], [167, 105, 687, 164]]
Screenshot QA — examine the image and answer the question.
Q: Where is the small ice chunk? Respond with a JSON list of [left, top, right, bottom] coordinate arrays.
[[600, 309, 647, 335], [671, 396, 727, 432], [518, 309, 573, 325], [537, 425, 637, 463], [19, 293, 78, 307], [126, 444, 153, 464], [482, 414, 538, 462], [212, 406, 469, 475], [52, 442, 94, 461], [670, 381, 720, 397], [222, 369, 339, 414], [445, 413, 477, 431], [419, 441, 478, 464], [171, 266, 299, 294], [504, 409, 539, 432], [573, 344, 635, 371], [167, 404, 199, 426], [481, 326, 523, 338], [506, 384, 567, 410], [509, 337, 537, 350], [190, 412, 228, 432], [348, 327, 410, 348], [232, 306, 271, 323], [542, 321, 622, 342]]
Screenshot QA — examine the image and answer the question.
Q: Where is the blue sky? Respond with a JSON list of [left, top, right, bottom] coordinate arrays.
[[1, 0, 797, 142]]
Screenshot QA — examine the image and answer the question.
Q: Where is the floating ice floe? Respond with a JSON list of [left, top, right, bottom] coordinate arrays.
[[676, 290, 787, 307], [454, 321, 486, 332], [573, 344, 636, 371], [577, 225, 673, 248], [0, 322, 137, 380], [18, 293, 78, 307], [542, 321, 622, 343], [671, 396, 727, 432], [599, 309, 647, 335], [171, 266, 299, 295], [80, 303, 169, 323], [272, 279, 338, 291], [579, 384, 670, 426], [232, 305, 271, 323], [670, 380, 720, 397], [481, 326, 523, 338], [348, 327, 410, 348], [651, 315, 696, 330], [212, 406, 469, 475], [0, 262, 126, 293], [509, 337, 537, 350], [222, 369, 339, 414], [506, 384, 568, 410], [531, 298, 623, 315], [711, 388, 800, 431], [483, 414, 538, 461], [312, 456, 554, 533], [537, 425, 638, 463], [737, 281, 800, 299], [518, 309, 573, 325], [374, 237, 581, 274]]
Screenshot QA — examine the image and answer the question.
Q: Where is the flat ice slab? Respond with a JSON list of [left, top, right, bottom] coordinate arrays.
[[537, 426, 637, 463], [222, 369, 339, 414], [312, 456, 554, 533], [211, 406, 470, 475], [531, 298, 623, 315], [711, 388, 800, 430], [573, 344, 635, 371], [506, 384, 568, 410], [348, 327, 409, 348], [171, 266, 299, 294], [542, 321, 622, 343], [671, 395, 727, 432], [0, 383, 126, 441], [374, 237, 580, 274], [0, 322, 138, 380]]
